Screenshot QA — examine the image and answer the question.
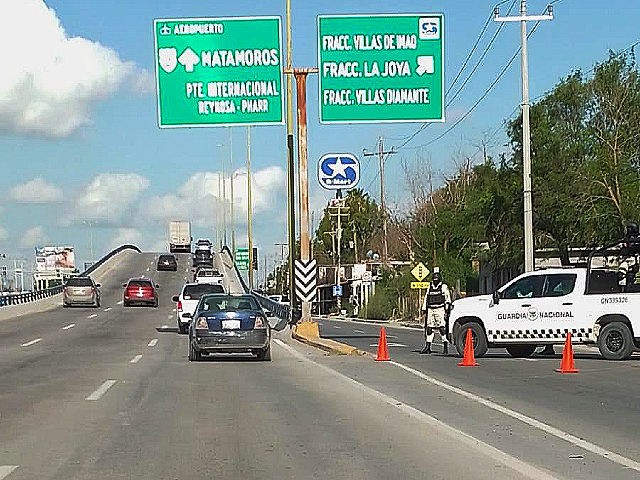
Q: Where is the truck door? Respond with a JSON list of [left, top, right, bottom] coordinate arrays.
[[490, 274, 545, 343], [536, 273, 582, 342]]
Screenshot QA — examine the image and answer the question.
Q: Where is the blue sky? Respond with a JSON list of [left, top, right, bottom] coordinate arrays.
[[0, 0, 639, 283]]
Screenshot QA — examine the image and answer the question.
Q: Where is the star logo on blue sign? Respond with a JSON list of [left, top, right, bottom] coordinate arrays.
[[318, 153, 360, 190]]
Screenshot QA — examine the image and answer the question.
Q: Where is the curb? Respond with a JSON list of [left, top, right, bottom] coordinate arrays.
[[292, 321, 366, 356]]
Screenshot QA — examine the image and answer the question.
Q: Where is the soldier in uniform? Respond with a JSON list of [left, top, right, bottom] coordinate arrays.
[[420, 269, 452, 354]]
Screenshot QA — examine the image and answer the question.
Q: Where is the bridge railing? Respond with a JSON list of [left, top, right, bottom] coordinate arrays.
[[0, 244, 141, 308]]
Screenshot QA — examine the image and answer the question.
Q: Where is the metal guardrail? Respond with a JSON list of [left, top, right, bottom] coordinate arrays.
[[0, 286, 63, 306], [0, 244, 141, 309], [220, 246, 295, 331]]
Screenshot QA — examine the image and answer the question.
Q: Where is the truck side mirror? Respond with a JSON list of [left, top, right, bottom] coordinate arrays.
[[492, 290, 500, 305]]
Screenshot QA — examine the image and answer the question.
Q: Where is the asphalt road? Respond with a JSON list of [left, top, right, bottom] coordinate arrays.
[[316, 317, 640, 478], [1, 253, 638, 479]]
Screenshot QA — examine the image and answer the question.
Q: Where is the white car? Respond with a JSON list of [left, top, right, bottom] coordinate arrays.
[[194, 267, 224, 285], [172, 283, 225, 334]]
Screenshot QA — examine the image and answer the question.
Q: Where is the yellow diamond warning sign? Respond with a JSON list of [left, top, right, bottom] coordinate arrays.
[[411, 262, 429, 282]]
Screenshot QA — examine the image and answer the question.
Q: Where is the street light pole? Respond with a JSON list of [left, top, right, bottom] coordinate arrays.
[[229, 127, 235, 253], [247, 126, 254, 290], [495, 1, 553, 272]]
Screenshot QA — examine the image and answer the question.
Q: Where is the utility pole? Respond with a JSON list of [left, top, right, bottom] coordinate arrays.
[[495, 1, 553, 272], [287, 67, 318, 322], [329, 195, 349, 311], [247, 126, 254, 290], [285, 0, 297, 314], [363, 137, 396, 266]]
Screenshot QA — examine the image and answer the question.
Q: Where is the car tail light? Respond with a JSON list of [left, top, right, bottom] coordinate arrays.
[[195, 316, 208, 329], [177, 300, 183, 311], [254, 316, 266, 329]]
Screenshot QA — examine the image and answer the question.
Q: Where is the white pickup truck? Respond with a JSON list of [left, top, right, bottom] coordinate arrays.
[[449, 259, 640, 360]]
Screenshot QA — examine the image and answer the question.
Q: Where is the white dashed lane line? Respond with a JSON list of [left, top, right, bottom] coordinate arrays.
[[369, 342, 407, 348], [117, 300, 123, 305], [86, 380, 117, 401], [148, 339, 158, 347], [103, 307, 112, 312], [130, 354, 143, 364], [87, 314, 98, 319], [0, 466, 18, 479], [353, 329, 365, 334], [21, 338, 42, 347], [61, 324, 75, 330], [333, 325, 342, 329]]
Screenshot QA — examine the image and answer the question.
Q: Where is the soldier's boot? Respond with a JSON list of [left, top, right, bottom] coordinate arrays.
[[420, 342, 432, 354], [442, 342, 449, 355]]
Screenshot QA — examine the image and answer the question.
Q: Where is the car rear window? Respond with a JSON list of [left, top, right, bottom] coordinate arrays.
[[128, 280, 152, 288], [200, 295, 259, 312], [159, 255, 175, 262], [67, 277, 93, 287], [197, 270, 214, 277], [183, 284, 224, 299]]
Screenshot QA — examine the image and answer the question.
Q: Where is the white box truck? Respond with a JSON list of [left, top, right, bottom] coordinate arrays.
[[168, 221, 192, 253]]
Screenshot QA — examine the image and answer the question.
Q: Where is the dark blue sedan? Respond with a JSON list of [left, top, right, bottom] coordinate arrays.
[[188, 294, 271, 362]]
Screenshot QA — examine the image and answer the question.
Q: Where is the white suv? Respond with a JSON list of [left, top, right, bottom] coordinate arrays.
[[172, 283, 225, 334]]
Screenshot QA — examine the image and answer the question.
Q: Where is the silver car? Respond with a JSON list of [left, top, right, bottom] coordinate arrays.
[[63, 276, 101, 308]]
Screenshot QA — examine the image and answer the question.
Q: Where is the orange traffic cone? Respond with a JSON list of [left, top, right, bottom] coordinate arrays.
[[555, 332, 579, 373], [375, 327, 390, 361], [457, 328, 478, 367]]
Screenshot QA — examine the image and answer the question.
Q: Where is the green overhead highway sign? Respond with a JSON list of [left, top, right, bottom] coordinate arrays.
[[235, 247, 249, 271], [154, 16, 284, 128], [318, 14, 445, 124]]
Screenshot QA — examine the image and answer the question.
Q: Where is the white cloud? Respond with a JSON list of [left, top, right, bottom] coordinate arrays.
[[0, 0, 150, 137], [19, 226, 48, 249], [71, 173, 149, 224], [108, 228, 142, 250], [147, 166, 287, 228], [9, 177, 63, 203]]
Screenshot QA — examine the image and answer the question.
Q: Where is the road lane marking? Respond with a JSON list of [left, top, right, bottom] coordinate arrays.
[[130, 354, 143, 364], [333, 325, 342, 329], [21, 338, 42, 347], [354, 329, 365, 333], [273, 339, 559, 480], [369, 342, 407, 347], [87, 313, 98, 319], [0, 466, 18, 479], [86, 380, 117, 401], [148, 339, 158, 347], [389, 360, 640, 473], [117, 300, 123, 305], [167, 314, 173, 320], [146, 267, 150, 272], [61, 323, 75, 330], [104, 307, 112, 312]]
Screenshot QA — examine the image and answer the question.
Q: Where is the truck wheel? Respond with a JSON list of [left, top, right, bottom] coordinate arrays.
[[505, 344, 537, 358], [454, 322, 488, 358], [598, 322, 634, 360]]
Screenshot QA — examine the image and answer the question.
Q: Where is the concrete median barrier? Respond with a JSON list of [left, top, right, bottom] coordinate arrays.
[[292, 321, 364, 356]]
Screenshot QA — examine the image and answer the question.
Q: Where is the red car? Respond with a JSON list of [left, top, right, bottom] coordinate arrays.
[[122, 278, 159, 307]]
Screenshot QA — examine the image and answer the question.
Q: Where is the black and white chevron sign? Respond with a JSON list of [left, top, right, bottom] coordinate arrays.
[[294, 259, 317, 303]]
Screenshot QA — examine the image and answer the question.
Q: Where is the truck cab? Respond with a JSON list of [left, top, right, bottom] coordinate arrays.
[[449, 229, 640, 360]]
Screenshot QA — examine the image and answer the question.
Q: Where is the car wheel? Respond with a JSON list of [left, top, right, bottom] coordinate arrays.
[[123, 301, 130, 307], [598, 322, 634, 360], [505, 344, 537, 358], [63, 303, 69, 308], [257, 344, 272, 361], [188, 342, 201, 361], [454, 322, 488, 358]]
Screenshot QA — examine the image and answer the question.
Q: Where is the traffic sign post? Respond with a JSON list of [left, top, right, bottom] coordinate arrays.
[[154, 17, 284, 128], [318, 14, 445, 123], [235, 247, 250, 271]]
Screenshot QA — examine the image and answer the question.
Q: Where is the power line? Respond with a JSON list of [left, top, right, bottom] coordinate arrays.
[[389, 1, 514, 144]]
